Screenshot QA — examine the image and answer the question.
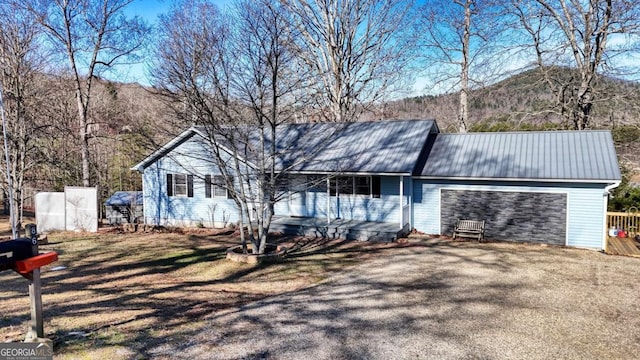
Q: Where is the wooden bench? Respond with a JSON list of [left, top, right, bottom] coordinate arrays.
[[452, 219, 485, 241]]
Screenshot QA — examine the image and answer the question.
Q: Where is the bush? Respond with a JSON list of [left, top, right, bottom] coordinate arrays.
[[609, 165, 640, 211]]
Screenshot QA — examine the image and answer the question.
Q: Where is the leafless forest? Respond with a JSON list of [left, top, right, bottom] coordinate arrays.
[[0, 0, 639, 228]]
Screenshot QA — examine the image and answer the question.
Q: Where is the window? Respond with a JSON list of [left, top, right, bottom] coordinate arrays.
[[327, 176, 381, 197], [174, 174, 187, 196], [167, 173, 193, 197], [275, 175, 288, 193], [338, 176, 353, 195], [354, 176, 370, 196], [308, 175, 327, 192], [213, 175, 227, 197], [205, 174, 232, 198]]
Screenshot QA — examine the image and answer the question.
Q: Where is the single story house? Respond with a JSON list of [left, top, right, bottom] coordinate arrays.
[[131, 119, 621, 250]]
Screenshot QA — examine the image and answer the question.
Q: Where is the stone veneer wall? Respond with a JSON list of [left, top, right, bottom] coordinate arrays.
[[441, 189, 567, 245]]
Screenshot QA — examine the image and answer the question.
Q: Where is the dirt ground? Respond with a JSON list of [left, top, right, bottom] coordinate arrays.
[[1, 222, 639, 359], [159, 239, 640, 360], [0, 225, 404, 359]]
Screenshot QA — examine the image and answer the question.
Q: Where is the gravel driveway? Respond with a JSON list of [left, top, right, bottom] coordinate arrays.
[[155, 240, 640, 359]]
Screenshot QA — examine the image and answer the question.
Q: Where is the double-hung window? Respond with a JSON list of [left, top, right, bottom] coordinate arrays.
[[167, 173, 193, 197], [205, 174, 233, 198]]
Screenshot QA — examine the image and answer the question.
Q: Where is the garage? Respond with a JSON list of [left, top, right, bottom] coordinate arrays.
[[440, 189, 567, 245], [411, 130, 621, 250]]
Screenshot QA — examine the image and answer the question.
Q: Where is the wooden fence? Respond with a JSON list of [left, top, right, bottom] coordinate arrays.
[[607, 211, 640, 237]]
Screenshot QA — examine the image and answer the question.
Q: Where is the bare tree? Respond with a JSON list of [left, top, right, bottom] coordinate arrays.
[[280, 0, 415, 122], [151, 0, 315, 254], [512, 0, 640, 130], [25, 0, 149, 186], [416, 0, 510, 132], [0, 1, 45, 231]]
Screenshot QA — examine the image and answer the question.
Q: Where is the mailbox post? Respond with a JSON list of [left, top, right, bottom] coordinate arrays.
[[25, 223, 44, 341], [0, 224, 57, 342]]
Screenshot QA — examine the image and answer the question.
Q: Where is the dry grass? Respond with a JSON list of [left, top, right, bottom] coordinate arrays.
[[0, 222, 402, 359]]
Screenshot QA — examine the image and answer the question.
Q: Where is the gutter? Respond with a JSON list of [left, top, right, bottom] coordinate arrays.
[[602, 181, 621, 252], [416, 176, 622, 184], [604, 181, 621, 194]]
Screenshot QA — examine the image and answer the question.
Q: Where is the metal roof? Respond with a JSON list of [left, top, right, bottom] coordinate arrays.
[[132, 119, 438, 174], [277, 119, 437, 174], [104, 191, 143, 206], [419, 131, 621, 182]]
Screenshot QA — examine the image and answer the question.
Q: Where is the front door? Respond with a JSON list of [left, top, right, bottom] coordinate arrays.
[[289, 176, 307, 217]]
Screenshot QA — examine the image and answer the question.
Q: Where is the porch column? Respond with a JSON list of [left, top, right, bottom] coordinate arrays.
[[408, 177, 413, 229], [399, 175, 404, 229], [327, 177, 330, 225]]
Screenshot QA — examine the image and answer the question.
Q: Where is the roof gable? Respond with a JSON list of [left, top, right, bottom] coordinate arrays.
[[133, 119, 438, 175]]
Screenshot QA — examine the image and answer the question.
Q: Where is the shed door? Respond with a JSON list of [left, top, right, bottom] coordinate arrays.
[[440, 190, 567, 245]]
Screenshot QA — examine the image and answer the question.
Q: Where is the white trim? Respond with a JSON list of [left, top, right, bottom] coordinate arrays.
[[288, 170, 410, 176], [211, 175, 229, 198], [416, 176, 620, 184], [172, 173, 188, 197], [131, 128, 196, 172], [438, 186, 570, 244], [602, 181, 622, 251], [408, 177, 414, 229], [399, 176, 404, 229], [132, 127, 257, 172], [565, 195, 570, 247], [326, 177, 331, 225]]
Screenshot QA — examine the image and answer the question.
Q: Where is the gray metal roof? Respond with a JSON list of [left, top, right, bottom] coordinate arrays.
[[277, 119, 437, 174], [419, 131, 621, 181], [133, 119, 438, 174]]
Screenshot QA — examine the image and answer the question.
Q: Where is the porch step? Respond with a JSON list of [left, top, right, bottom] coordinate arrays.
[[269, 221, 403, 242]]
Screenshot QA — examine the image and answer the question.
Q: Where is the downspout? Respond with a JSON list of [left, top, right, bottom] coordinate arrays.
[[602, 181, 621, 252]]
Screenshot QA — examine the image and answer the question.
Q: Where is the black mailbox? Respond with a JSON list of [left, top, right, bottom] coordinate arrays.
[[0, 238, 36, 268]]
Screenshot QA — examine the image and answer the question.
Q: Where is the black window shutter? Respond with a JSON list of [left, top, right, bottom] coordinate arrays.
[[227, 176, 234, 199], [187, 175, 194, 197], [205, 175, 211, 198], [372, 176, 381, 198], [167, 174, 173, 197]]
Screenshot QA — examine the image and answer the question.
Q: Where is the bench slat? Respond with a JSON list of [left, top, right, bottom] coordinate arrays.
[[453, 219, 485, 240]]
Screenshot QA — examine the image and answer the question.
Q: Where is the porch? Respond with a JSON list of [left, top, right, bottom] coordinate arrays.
[[605, 211, 640, 257], [269, 216, 408, 242], [606, 236, 640, 258]]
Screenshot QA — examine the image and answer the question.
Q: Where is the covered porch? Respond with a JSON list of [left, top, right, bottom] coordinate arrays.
[[269, 216, 408, 242]]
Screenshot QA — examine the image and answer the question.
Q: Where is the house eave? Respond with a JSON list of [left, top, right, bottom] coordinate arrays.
[[415, 176, 621, 184], [130, 126, 257, 173], [130, 127, 199, 173], [286, 170, 412, 176]]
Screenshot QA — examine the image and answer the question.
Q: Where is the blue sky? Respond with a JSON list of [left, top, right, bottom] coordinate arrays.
[[117, 0, 234, 85], [116, 0, 430, 94], [116, 0, 433, 95]]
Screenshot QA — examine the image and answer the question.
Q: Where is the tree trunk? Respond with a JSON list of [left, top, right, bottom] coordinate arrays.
[[458, 0, 472, 133]]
